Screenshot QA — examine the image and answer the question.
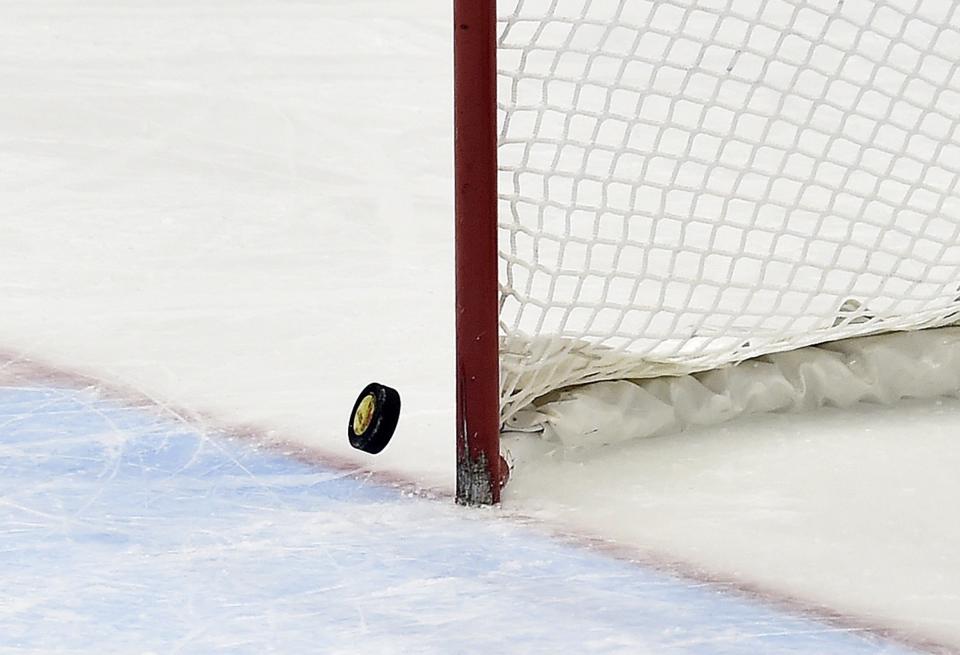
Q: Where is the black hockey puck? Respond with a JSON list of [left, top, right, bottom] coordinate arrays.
[[348, 382, 401, 454]]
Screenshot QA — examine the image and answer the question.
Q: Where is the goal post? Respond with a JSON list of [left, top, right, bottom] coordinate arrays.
[[454, 0, 502, 505], [455, 0, 960, 504]]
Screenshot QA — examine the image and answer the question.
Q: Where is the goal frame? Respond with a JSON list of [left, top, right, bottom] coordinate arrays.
[[452, 0, 960, 505], [454, 0, 501, 505]]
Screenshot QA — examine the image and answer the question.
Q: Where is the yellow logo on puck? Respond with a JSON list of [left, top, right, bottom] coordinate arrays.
[[353, 393, 376, 435]]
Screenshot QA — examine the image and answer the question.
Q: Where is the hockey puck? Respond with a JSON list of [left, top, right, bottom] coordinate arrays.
[[348, 382, 401, 454]]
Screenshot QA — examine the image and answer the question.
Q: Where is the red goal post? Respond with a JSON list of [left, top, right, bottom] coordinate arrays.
[[454, 0, 502, 505]]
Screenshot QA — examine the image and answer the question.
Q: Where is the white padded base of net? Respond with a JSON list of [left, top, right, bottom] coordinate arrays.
[[505, 326, 960, 448]]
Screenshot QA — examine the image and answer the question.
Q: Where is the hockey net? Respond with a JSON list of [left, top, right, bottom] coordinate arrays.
[[495, 0, 960, 444]]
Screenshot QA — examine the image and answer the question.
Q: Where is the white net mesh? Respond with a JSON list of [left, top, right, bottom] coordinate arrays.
[[496, 0, 960, 425]]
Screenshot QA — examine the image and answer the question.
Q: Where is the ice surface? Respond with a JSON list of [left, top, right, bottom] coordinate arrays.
[[0, 382, 922, 653], [2, 0, 960, 651]]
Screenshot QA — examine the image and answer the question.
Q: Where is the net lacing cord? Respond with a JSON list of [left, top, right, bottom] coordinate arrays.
[[495, 0, 960, 428]]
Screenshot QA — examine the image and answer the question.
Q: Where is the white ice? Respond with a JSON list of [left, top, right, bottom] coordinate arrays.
[[2, 0, 959, 651], [0, 382, 917, 653]]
